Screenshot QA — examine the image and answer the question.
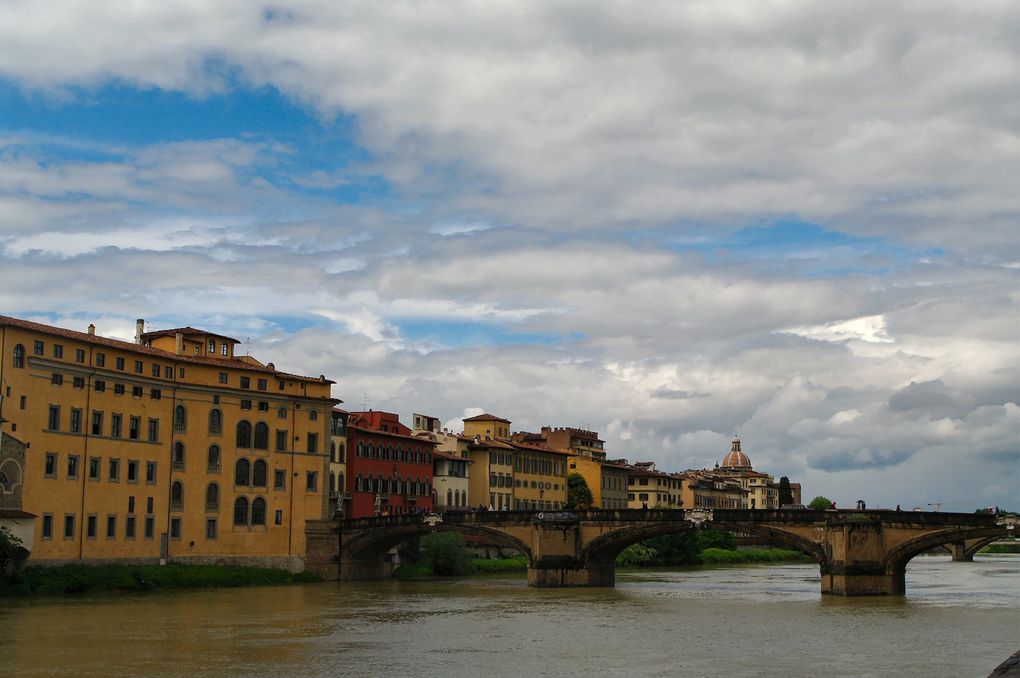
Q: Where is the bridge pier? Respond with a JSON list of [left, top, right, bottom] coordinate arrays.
[[950, 541, 973, 562], [527, 557, 616, 587], [821, 566, 905, 596]]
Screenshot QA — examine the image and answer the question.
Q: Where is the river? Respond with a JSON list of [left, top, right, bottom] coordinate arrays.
[[1, 554, 1017, 677]]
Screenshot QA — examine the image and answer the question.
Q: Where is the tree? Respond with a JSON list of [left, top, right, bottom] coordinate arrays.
[[808, 496, 834, 511], [779, 476, 794, 506], [421, 532, 475, 576], [0, 525, 23, 576], [565, 472, 593, 509], [697, 528, 737, 551]]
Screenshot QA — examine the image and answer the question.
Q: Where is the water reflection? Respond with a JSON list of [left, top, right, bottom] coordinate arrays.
[[1, 554, 1016, 677]]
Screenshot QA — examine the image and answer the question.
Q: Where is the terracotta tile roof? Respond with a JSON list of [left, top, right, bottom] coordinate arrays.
[[433, 450, 471, 462], [140, 326, 240, 343], [462, 413, 511, 423], [508, 441, 571, 456], [0, 314, 335, 385], [348, 424, 439, 445]]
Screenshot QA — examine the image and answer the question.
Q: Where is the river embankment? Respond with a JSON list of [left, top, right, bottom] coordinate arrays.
[[0, 563, 319, 597]]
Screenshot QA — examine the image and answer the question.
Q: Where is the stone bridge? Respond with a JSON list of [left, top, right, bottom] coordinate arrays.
[[304, 509, 1015, 596]]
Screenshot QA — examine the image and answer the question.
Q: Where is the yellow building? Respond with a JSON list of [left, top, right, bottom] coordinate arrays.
[[626, 461, 682, 509], [716, 437, 780, 509], [566, 455, 628, 509], [328, 407, 349, 518], [509, 441, 568, 511], [679, 470, 747, 509], [0, 315, 337, 569]]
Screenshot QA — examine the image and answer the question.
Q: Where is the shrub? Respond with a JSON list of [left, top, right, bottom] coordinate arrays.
[[421, 532, 475, 576]]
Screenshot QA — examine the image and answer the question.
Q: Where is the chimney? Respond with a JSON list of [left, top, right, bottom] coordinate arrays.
[[174, 332, 184, 355], [135, 319, 145, 344], [87, 324, 95, 336]]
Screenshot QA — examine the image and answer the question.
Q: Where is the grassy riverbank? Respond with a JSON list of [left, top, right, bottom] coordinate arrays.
[[699, 548, 814, 564], [0, 563, 320, 597], [980, 543, 1020, 554]]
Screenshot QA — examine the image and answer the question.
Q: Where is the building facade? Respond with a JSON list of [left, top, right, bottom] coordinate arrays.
[[625, 461, 682, 509], [0, 315, 337, 568]]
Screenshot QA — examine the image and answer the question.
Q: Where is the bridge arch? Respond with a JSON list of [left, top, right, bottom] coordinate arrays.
[[883, 527, 1006, 574]]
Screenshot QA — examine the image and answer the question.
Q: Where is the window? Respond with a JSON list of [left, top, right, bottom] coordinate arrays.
[[172, 442, 185, 470], [275, 429, 287, 452], [125, 516, 136, 539], [309, 409, 318, 422], [42, 514, 53, 539], [133, 360, 142, 374], [145, 461, 156, 484], [53, 344, 63, 359], [114, 383, 125, 395], [278, 407, 287, 419], [207, 445, 221, 472], [240, 376, 250, 389], [106, 515, 116, 539], [306, 471, 318, 492], [132, 385, 143, 398], [206, 518, 217, 540], [75, 348, 86, 363], [274, 510, 283, 525], [12, 344, 24, 368], [128, 496, 135, 513], [33, 340, 44, 356], [240, 399, 252, 410], [218, 372, 227, 384], [173, 405, 186, 432], [209, 339, 216, 354], [92, 411, 103, 436], [253, 422, 269, 450], [127, 459, 138, 483], [96, 352, 105, 367], [178, 367, 185, 378], [48, 405, 60, 430], [253, 459, 267, 487], [115, 356, 125, 370], [108, 458, 119, 482], [150, 388, 161, 400], [51, 373, 64, 386], [307, 433, 318, 455], [69, 408, 82, 433], [235, 458, 250, 486], [72, 376, 84, 390], [86, 515, 97, 538], [273, 469, 286, 490], [233, 497, 249, 525], [64, 514, 75, 539], [258, 401, 268, 412], [67, 455, 79, 479], [220, 343, 228, 356], [170, 481, 183, 511], [45, 453, 57, 477], [257, 379, 267, 391], [236, 421, 252, 447], [150, 363, 159, 378], [208, 408, 222, 434], [147, 418, 159, 442], [95, 380, 106, 392], [88, 456, 100, 480], [251, 497, 266, 525], [164, 366, 173, 379], [145, 516, 155, 539], [206, 483, 219, 511]]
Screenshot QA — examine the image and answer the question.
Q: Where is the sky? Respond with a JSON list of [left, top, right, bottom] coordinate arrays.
[[1, 1, 1017, 511]]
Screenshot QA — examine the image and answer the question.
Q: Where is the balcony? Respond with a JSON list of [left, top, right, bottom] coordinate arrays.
[[169, 499, 183, 512]]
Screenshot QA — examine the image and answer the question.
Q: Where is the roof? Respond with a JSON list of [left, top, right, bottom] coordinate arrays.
[[462, 413, 511, 423], [0, 315, 334, 385], [140, 326, 240, 343], [433, 450, 471, 462], [348, 424, 439, 445]]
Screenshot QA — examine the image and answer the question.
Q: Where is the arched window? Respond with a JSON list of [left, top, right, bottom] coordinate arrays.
[[415, 449, 422, 463], [170, 481, 184, 511], [357, 442, 365, 457], [207, 445, 220, 472], [205, 483, 219, 510], [356, 474, 363, 492], [208, 408, 222, 434], [173, 405, 187, 432], [394, 478, 401, 495], [424, 451, 431, 464], [233, 497, 249, 526], [371, 476, 379, 493], [253, 422, 269, 450], [338, 443, 345, 463], [338, 472, 345, 492], [366, 443, 375, 459], [251, 497, 266, 526], [12, 344, 25, 368], [252, 459, 267, 487], [235, 458, 250, 486], [330, 442, 336, 462], [208, 338, 216, 354], [447, 489, 453, 507], [172, 442, 186, 470], [309, 409, 318, 421], [329, 472, 336, 494], [236, 420, 252, 448]]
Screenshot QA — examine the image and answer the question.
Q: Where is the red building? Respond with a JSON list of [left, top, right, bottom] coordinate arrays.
[[345, 411, 436, 518]]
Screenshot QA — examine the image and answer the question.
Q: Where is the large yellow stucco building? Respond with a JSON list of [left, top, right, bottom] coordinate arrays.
[[0, 315, 337, 569]]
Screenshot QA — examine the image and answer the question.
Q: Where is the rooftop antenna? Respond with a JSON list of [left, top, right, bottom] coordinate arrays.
[[245, 336, 251, 357], [363, 393, 371, 412]]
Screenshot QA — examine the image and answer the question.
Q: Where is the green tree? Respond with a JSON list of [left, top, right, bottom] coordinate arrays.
[[697, 528, 737, 551], [565, 472, 594, 509], [779, 476, 794, 506], [420, 532, 475, 576], [645, 530, 702, 565], [808, 496, 834, 511]]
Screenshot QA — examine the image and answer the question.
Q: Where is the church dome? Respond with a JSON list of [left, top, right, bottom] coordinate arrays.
[[721, 436, 751, 469]]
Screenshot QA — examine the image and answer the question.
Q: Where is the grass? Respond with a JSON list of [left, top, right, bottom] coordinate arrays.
[[699, 548, 814, 564], [980, 543, 1020, 554], [0, 563, 320, 597]]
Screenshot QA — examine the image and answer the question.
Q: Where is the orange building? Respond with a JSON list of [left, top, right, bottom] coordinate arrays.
[[0, 315, 337, 569]]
